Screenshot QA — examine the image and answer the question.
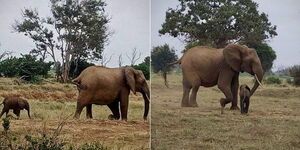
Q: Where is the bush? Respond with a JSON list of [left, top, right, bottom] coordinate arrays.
[[264, 76, 282, 84], [0, 118, 65, 150], [132, 56, 150, 80], [289, 65, 300, 86], [69, 60, 95, 79], [0, 119, 109, 150], [0, 54, 53, 83]]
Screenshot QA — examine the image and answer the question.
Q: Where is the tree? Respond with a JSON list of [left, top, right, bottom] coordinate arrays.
[[126, 48, 141, 66], [0, 54, 53, 82], [99, 51, 113, 67], [69, 59, 94, 79], [118, 54, 123, 67], [132, 56, 150, 80], [159, 0, 277, 48], [151, 44, 178, 73], [248, 43, 276, 72], [13, 0, 110, 83], [0, 43, 13, 60]]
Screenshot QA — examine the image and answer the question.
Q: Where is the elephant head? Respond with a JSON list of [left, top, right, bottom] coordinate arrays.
[[125, 67, 150, 120], [18, 98, 31, 118], [223, 44, 263, 96]]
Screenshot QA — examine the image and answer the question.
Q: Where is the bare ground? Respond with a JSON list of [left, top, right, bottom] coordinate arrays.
[[151, 73, 300, 150]]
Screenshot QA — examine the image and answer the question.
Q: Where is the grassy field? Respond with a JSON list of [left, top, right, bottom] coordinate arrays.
[[0, 78, 149, 150], [151, 73, 300, 150]]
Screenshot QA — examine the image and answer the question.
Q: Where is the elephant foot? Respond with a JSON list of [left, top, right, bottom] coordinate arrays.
[[181, 102, 190, 107], [108, 114, 120, 120], [73, 113, 81, 119], [230, 106, 239, 110], [188, 102, 198, 107], [86, 116, 93, 119], [219, 98, 226, 107]]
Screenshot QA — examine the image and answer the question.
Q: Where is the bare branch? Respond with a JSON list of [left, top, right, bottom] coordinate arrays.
[[0, 51, 13, 60], [118, 54, 123, 67], [100, 51, 114, 67], [126, 48, 141, 66]]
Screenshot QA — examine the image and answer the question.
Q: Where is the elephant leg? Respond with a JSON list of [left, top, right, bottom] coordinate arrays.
[[74, 102, 85, 119], [13, 109, 20, 119], [189, 84, 200, 107], [181, 79, 191, 107], [230, 73, 239, 110], [107, 100, 120, 120], [218, 70, 235, 111], [86, 104, 93, 119], [120, 90, 129, 121]]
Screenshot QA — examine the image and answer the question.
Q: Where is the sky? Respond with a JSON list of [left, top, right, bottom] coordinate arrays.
[[0, 0, 150, 67], [151, 0, 300, 70]]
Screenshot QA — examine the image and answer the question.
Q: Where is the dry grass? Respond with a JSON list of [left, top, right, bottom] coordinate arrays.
[[151, 73, 300, 150], [0, 77, 149, 150]]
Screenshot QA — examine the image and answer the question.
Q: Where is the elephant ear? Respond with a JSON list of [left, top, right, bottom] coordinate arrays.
[[223, 44, 247, 72], [125, 67, 136, 95]]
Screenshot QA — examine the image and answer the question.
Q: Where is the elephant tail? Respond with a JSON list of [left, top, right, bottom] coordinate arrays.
[[163, 58, 182, 87], [167, 58, 182, 66], [72, 78, 88, 90]]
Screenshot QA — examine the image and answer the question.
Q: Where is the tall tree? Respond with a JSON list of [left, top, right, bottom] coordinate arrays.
[[151, 44, 178, 73], [159, 0, 277, 48], [13, 0, 110, 82]]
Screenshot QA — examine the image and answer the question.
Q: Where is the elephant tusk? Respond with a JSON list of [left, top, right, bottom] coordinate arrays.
[[254, 74, 263, 88]]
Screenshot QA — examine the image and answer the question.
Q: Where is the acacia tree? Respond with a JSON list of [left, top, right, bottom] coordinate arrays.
[[151, 44, 178, 73], [159, 0, 277, 48], [14, 0, 110, 82]]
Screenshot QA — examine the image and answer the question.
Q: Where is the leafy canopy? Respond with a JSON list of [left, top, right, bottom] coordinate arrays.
[[151, 44, 178, 73], [159, 0, 277, 48], [0, 55, 53, 82], [132, 56, 150, 80], [14, 0, 110, 82]]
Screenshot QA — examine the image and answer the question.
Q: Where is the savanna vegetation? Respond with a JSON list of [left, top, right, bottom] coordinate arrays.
[[0, 77, 149, 149], [151, 73, 300, 150], [151, 0, 300, 149], [0, 0, 150, 149]]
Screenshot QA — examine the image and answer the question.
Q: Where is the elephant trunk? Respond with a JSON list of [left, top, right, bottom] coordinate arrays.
[[142, 84, 150, 120], [250, 65, 263, 96]]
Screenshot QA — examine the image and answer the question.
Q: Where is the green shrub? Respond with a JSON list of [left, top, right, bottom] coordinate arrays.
[[132, 56, 150, 80], [0, 54, 53, 83], [264, 76, 282, 84]]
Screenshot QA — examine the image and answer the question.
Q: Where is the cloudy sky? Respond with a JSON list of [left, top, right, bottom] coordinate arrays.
[[151, 0, 300, 70], [0, 0, 150, 67]]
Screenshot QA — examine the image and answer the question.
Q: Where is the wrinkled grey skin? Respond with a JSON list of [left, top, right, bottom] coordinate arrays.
[[240, 84, 251, 114], [0, 97, 31, 119]]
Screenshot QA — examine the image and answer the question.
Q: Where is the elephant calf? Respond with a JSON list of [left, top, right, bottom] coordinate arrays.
[[239, 84, 251, 114], [0, 97, 31, 119]]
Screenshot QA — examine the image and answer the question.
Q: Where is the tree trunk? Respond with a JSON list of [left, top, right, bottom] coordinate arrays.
[[62, 52, 71, 83]]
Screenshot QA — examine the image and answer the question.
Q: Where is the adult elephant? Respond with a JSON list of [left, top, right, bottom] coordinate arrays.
[[166, 44, 263, 110], [72, 66, 150, 121]]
